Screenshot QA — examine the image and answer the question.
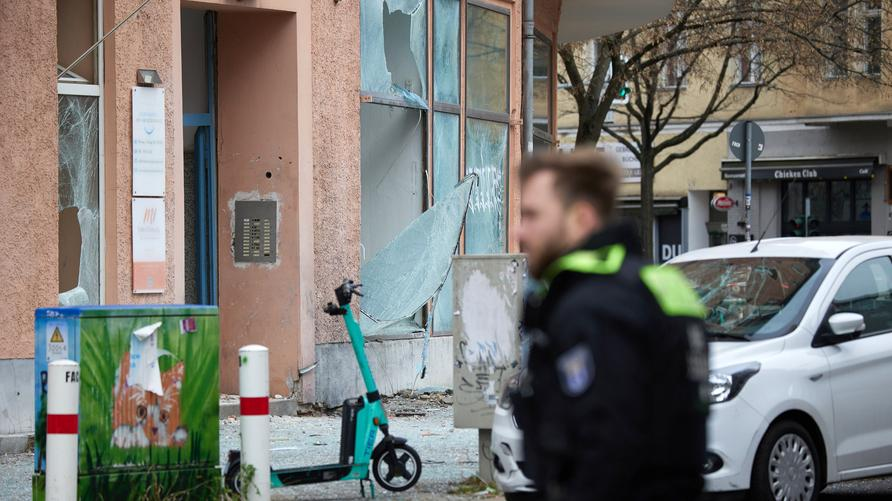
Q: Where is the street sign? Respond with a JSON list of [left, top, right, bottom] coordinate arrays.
[[729, 121, 765, 161], [712, 196, 734, 211]]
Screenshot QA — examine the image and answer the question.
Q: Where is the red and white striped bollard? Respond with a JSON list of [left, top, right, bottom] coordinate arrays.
[[47, 360, 79, 501], [239, 345, 270, 501]]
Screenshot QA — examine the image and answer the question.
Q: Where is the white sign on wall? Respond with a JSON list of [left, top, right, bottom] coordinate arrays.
[[597, 142, 641, 183], [132, 198, 166, 294], [132, 87, 165, 196]]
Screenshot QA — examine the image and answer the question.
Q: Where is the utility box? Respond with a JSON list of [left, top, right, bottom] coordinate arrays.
[[452, 255, 527, 429], [33, 306, 220, 500]]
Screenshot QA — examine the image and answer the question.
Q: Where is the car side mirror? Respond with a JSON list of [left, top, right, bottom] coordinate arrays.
[[828, 312, 866, 336]]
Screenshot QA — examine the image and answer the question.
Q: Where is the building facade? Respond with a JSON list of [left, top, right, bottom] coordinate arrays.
[[1, 0, 580, 443]]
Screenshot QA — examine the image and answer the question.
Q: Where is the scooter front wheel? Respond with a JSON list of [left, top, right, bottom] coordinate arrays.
[[372, 443, 422, 492], [224, 461, 242, 494]]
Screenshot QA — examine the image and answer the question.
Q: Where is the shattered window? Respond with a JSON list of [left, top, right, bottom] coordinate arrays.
[[360, 103, 425, 261], [465, 118, 508, 254], [433, 0, 461, 105], [361, 0, 428, 108], [466, 4, 509, 114], [58, 95, 100, 304], [677, 257, 832, 341], [433, 112, 461, 331]]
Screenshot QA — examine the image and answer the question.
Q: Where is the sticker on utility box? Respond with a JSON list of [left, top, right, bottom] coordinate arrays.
[[46, 322, 69, 362]]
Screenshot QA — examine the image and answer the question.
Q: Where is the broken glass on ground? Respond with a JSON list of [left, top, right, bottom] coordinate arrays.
[[361, 0, 428, 108], [58, 95, 100, 304]]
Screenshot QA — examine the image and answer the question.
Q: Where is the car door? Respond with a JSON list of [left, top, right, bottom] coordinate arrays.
[[821, 253, 892, 477]]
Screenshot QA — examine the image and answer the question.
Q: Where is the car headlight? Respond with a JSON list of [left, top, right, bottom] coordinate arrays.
[[708, 362, 760, 404]]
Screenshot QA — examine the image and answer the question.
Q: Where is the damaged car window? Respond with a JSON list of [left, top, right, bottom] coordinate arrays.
[[677, 257, 832, 341]]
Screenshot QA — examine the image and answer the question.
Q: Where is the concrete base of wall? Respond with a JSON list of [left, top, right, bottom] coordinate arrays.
[[314, 335, 452, 407], [0, 359, 34, 433], [0, 433, 33, 454]]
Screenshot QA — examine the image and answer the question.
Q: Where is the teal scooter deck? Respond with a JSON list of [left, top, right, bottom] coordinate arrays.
[[224, 280, 422, 495]]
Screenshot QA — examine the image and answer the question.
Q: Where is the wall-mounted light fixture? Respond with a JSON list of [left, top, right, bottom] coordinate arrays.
[[136, 69, 162, 87]]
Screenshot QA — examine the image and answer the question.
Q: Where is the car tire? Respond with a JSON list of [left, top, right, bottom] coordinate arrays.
[[749, 420, 821, 501]]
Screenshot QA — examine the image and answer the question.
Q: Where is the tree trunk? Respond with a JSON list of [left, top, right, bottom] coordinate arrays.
[[574, 105, 601, 147], [639, 155, 655, 262]]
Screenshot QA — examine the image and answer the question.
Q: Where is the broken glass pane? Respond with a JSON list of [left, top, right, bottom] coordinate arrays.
[[467, 5, 508, 113], [433, 0, 460, 105], [361, 175, 475, 331], [361, 0, 428, 107], [433, 112, 460, 331], [360, 103, 425, 261], [465, 118, 507, 254], [58, 95, 100, 304]]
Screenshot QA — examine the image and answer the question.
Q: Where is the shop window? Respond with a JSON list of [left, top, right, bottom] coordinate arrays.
[[58, 95, 100, 304], [465, 118, 508, 254], [57, 0, 98, 84], [433, 0, 461, 105], [361, 0, 428, 107], [360, 103, 425, 260], [466, 4, 509, 114], [466, 4, 510, 254]]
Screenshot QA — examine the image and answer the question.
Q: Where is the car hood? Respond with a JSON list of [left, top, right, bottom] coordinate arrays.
[[708, 337, 785, 371]]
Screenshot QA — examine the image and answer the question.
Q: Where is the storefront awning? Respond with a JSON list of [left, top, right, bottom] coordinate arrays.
[[720, 157, 878, 181], [557, 0, 676, 43]]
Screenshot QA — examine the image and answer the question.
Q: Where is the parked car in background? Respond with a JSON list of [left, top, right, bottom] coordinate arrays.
[[493, 237, 892, 501]]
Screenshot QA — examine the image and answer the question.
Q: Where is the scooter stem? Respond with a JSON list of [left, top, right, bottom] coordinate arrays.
[[342, 307, 379, 396]]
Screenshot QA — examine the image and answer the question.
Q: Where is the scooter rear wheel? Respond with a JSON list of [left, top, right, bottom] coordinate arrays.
[[372, 443, 422, 492]]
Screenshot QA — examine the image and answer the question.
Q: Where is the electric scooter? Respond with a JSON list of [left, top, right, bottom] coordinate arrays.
[[224, 279, 422, 496]]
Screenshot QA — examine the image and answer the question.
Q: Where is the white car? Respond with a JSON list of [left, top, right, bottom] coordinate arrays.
[[493, 236, 892, 501]]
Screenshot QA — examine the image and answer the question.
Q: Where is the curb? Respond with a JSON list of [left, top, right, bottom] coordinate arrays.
[[0, 433, 34, 454], [219, 398, 299, 419]]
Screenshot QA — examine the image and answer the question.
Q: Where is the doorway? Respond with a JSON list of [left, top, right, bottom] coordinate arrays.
[[181, 9, 218, 305]]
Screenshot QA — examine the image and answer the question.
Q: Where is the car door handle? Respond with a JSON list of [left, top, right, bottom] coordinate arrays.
[[809, 373, 824, 382]]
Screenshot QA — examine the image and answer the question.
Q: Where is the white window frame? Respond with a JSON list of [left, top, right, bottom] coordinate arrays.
[[57, 0, 104, 304], [737, 44, 763, 85]]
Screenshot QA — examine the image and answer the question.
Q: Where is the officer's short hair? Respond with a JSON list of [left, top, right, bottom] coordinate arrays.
[[519, 149, 620, 219]]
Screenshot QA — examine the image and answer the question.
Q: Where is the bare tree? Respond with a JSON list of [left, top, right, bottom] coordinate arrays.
[[559, 0, 892, 259]]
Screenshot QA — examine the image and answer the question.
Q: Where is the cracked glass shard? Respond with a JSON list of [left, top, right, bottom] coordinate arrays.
[[58, 95, 100, 304], [465, 118, 508, 254], [361, 0, 428, 107], [360, 175, 476, 335]]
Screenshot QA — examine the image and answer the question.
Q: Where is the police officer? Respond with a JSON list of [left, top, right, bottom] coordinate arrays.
[[512, 151, 708, 501]]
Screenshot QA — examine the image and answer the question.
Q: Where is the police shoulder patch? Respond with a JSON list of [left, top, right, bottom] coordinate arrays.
[[556, 344, 595, 397]]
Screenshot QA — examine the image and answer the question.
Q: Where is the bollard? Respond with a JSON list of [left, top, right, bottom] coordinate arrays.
[[47, 360, 79, 501], [239, 345, 270, 501]]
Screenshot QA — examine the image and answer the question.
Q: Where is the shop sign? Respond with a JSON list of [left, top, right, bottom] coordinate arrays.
[[597, 142, 641, 183], [712, 196, 735, 211]]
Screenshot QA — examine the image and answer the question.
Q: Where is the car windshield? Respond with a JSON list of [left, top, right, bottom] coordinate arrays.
[[676, 257, 833, 341]]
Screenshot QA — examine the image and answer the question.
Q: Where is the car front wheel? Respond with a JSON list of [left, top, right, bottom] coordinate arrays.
[[749, 420, 821, 501]]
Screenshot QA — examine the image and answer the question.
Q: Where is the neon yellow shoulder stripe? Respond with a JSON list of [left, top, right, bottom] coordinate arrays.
[[639, 265, 706, 319], [542, 244, 627, 287]]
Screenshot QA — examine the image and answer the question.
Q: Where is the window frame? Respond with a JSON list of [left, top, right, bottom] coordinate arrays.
[[863, 1, 883, 76], [532, 30, 555, 146], [463, 0, 511, 253], [57, 0, 104, 304], [736, 43, 763, 86], [819, 253, 892, 342]]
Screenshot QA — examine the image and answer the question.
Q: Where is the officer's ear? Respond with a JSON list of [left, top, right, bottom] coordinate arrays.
[[568, 199, 603, 236]]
